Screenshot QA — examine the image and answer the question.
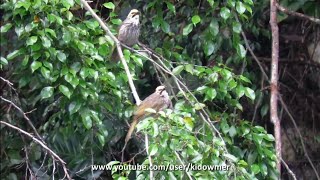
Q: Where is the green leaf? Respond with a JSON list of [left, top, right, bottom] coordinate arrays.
[[264, 134, 275, 141], [220, 7, 231, 20], [232, 22, 242, 33], [161, 21, 170, 33], [229, 126, 237, 137], [97, 133, 105, 146], [236, 103, 243, 111], [205, 88, 217, 101], [191, 15, 201, 26], [240, 75, 251, 83], [61, 0, 74, 9], [57, 51, 67, 62], [183, 117, 193, 131], [183, 23, 193, 36], [1, 23, 13, 33], [7, 50, 22, 60], [221, 69, 232, 80], [40, 86, 54, 99], [237, 44, 246, 58], [244, 0, 253, 5], [59, 85, 71, 98], [41, 36, 51, 48], [103, 2, 115, 10], [223, 153, 238, 162], [85, 20, 99, 30], [0, 57, 8, 65], [166, 2, 176, 14], [31, 61, 42, 73], [68, 101, 81, 115], [62, 30, 71, 43], [132, 55, 143, 67], [149, 144, 158, 156], [81, 111, 92, 129], [196, 86, 208, 93], [244, 87, 255, 100], [40, 67, 50, 79], [251, 164, 260, 174], [209, 72, 218, 83], [236, 85, 245, 98], [185, 64, 193, 74], [209, 19, 219, 36], [111, 19, 122, 25], [207, 0, 214, 7], [236, 2, 246, 14], [204, 42, 215, 56], [172, 65, 184, 75], [152, 122, 159, 137], [98, 44, 108, 56], [45, 28, 57, 38], [229, 79, 237, 89]]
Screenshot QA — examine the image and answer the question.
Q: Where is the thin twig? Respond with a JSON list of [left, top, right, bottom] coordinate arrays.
[[0, 121, 71, 179], [145, 135, 154, 180], [279, 97, 320, 179], [174, 151, 193, 180], [1, 96, 43, 143], [281, 159, 297, 180], [79, 0, 141, 105], [277, 4, 320, 24]]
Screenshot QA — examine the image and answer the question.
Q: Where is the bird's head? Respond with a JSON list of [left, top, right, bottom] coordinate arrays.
[[127, 9, 140, 18], [126, 9, 140, 25], [155, 86, 166, 95]]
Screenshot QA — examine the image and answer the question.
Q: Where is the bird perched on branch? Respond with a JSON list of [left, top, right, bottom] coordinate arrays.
[[121, 86, 172, 161], [125, 86, 172, 143], [111, 9, 140, 61]]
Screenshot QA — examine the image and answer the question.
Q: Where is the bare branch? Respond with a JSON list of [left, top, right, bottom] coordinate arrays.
[[270, 0, 282, 173], [277, 4, 320, 24], [79, 0, 141, 105], [145, 135, 154, 179], [279, 97, 320, 179], [174, 151, 193, 180], [0, 121, 71, 179], [281, 158, 297, 180], [1, 96, 43, 143]]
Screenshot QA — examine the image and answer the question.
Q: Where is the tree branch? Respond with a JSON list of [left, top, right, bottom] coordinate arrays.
[[1, 96, 43, 143], [276, 4, 320, 24], [279, 97, 320, 179], [270, 0, 282, 173], [281, 158, 297, 180], [0, 121, 71, 180], [79, 0, 141, 105]]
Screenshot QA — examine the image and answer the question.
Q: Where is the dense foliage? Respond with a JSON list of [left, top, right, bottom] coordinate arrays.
[[7, 0, 319, 179]]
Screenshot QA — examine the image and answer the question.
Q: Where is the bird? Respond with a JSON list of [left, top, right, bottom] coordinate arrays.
[[121, 86, 172, 161], [125, 85, 172, 143], [111, 9, 140, 61]]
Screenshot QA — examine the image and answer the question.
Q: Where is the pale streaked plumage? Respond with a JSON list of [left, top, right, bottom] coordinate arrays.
[[111, 9, 140, 61]]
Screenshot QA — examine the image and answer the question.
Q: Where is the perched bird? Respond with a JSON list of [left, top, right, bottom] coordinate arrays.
[[125, 86, 172, 143], [111, 9, 140, 61]]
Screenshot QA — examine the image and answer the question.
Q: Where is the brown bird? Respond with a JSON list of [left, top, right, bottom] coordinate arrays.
[[125, 85, 172, 143], [122, 86, 171, 161], [111, 9, 140, 61]]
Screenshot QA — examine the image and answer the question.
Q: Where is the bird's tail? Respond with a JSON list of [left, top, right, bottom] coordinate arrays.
[[125, 117, 138, 143], [108, 45, 119, 62]]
